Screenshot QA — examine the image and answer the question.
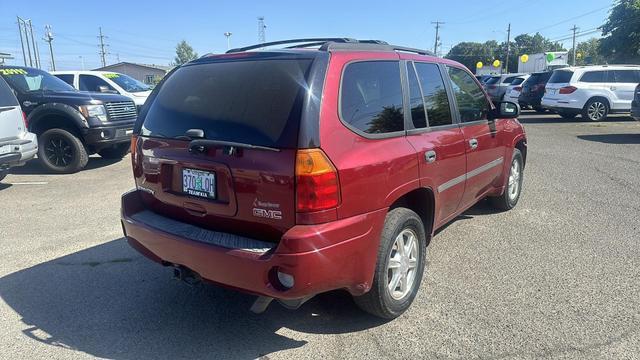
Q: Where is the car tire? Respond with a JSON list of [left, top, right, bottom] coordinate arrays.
[[38, 128, 89, 174], [533, 106, 546, 114], [559, 112, 577, 119], [354, 208, 427, 319], [582, 98, 609, 121], [490, 148, 524, 211], [0, 171, 6, 182], [98, 143, 130, 159]]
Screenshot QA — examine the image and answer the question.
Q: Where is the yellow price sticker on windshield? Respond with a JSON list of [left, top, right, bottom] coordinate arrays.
[[0, 68, 28, 76], [104, 73, 120, 79]]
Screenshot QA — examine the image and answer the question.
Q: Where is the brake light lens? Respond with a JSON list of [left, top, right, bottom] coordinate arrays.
[[22, 111, 28, 129], [130, 135, 138, 163], [559, 86, 578, 94], [295, 149, 340, 212]]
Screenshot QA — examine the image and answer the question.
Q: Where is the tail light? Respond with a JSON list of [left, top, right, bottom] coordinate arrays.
[[295, 149, 340, 212], [130, 135, 139, 166], [559, 86, 578, 94], [514, 86, 522, 92], [22, 111, 28, 129]]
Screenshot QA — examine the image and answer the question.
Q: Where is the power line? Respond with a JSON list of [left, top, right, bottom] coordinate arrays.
[[531, 5, 610, 33]]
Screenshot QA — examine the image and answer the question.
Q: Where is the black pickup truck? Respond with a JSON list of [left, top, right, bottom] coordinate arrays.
[[0, 66, 136, 173]]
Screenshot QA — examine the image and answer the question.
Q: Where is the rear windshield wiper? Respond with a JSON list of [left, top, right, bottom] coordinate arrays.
[[189, 139, 280, 153]]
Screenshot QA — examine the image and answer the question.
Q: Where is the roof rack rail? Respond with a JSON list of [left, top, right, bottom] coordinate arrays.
[[225, 38, 435, 57], [227, 38, 358, 53]]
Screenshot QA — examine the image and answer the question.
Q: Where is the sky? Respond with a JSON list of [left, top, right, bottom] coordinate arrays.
[[0, 0, 613, 71]]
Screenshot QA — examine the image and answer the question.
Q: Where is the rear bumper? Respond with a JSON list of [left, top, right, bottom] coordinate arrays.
[[120, 190, 386, 300], [0, 132, 38, 169], [541, 97, 583, 110]]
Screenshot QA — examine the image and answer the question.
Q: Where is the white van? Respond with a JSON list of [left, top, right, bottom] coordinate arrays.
[[52, 71, 152, 110], [541, 65, 640, 121]]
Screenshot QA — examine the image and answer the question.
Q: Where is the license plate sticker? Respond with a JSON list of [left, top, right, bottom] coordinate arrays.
[[182, 168, 216, 199]]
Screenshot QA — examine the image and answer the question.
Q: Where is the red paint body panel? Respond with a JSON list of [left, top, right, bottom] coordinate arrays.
[[121, 47, 527, 301]]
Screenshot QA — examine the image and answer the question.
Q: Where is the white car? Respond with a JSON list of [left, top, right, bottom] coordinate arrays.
[[504, 75, 530, 103], [52, 71, 152, 110], [0, 76, 37, 182], [541, 65, 640, 121]]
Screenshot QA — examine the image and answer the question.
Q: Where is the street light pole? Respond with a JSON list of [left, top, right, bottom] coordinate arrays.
[[224, 32, 232, 50]]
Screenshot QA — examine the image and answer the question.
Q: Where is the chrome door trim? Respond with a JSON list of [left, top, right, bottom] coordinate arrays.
[[437, 156, 504, 193]]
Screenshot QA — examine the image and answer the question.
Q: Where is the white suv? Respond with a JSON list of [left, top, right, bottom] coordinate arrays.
[[541, 65, 640, 121], [0, 77, 37, 182], [52, 71, 152, 110]]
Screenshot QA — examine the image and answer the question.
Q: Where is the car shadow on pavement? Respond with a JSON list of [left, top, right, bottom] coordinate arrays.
[[577, 133, 640, 145], [10, 156, 124, 175], [0, 238, 386, 359], [0, 182, 12, 191], [518, 115, 634, 124]]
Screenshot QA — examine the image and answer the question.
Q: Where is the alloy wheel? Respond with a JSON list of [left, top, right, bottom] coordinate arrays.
[[508, 158, 521, 201], [44, 136, 74, 168], [387, 228, 419, 300], [587, 101, 606, 121]]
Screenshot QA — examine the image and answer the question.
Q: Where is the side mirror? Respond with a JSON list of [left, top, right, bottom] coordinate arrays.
[[97, 85, 117, 94], [490, 101, 520, 119]]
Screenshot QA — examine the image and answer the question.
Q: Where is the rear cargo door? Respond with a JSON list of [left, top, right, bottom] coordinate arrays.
[[0, 77, 23, 142], [134, 56, 316, 242]]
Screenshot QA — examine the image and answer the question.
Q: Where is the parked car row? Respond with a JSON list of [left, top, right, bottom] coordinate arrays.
[[481, 65, 640, 121], [0, 66, 140, 176]]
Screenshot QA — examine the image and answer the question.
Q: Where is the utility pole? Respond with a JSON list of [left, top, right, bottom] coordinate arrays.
[[431, 21, 444, 56], [28, 20, 41, 68], [43, 25, 55, 71], [257, 17, 266, 44], [19, 18, 33, 67], [98, 27, 108, 67], [570, 25, 578, 66], [505, 23, 511, 74], [17, 17, 26, 66], [224, 32, 232, 50]]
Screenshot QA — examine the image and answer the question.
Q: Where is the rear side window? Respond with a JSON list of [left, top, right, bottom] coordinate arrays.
[[142, 59, 312, 148], [485, 77, 500, 85], [578, 71, 606, 83], [447, 66, 490, 123], [415, 63, 452, 127], [79, 75, 116, 92], [0, 77, 19, 107], [406, 63, 427, 129], [55, 74, 74, 86], [503, 76, 518, 84], [548, 71, 574, 83], [341, 61, 404, 135], [612, 70, 640, 83], [511, 77, 526, 86]]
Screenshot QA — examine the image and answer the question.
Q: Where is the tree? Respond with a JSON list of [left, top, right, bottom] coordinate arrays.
[[445, 41, 498, 72], [174, 40, 198, 65], [569, 38, 605, 65], [599, 0, 640, 64]]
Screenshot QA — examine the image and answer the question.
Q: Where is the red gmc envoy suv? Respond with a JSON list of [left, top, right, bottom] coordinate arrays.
[[121, 38, 527, 319]]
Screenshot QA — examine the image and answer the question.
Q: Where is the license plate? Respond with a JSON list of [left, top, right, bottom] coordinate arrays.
[[182, 168, 216, 199], [0, 145, 13, 155], [549, 89, 557, 95]]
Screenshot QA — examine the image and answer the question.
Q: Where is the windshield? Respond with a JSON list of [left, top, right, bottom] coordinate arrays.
[[103, 73, 151, 93], [141, 58, 313, 148], [0, 67, 76, 93]]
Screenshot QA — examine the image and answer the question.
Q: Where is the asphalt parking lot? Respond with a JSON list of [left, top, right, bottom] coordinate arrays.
[[1, 112, 639, 359]]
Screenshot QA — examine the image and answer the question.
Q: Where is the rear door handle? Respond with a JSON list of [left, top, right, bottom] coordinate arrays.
[[469, 139, 478, 150], [425, 150, 437, 163]]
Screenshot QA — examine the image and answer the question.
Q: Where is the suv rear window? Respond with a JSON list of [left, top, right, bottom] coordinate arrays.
[[548, 70, 574, 83], [485, 77, 500, 85], [0, 77, 19, 107], [141, 59, 313, 148], [511, 77, 526, 86]]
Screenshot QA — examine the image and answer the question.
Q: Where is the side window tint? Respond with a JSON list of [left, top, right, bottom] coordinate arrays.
[[446, 66, 490, 123], [79, 75, 115, 92], [0, 77, 19, 107], [580, 71, 606, 83], [415, 63, 452, 127], [55, 74, 75, 86], [613, 70, 640, 83], [407, 63, 427, 129], [341, 61, 404, 134]]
